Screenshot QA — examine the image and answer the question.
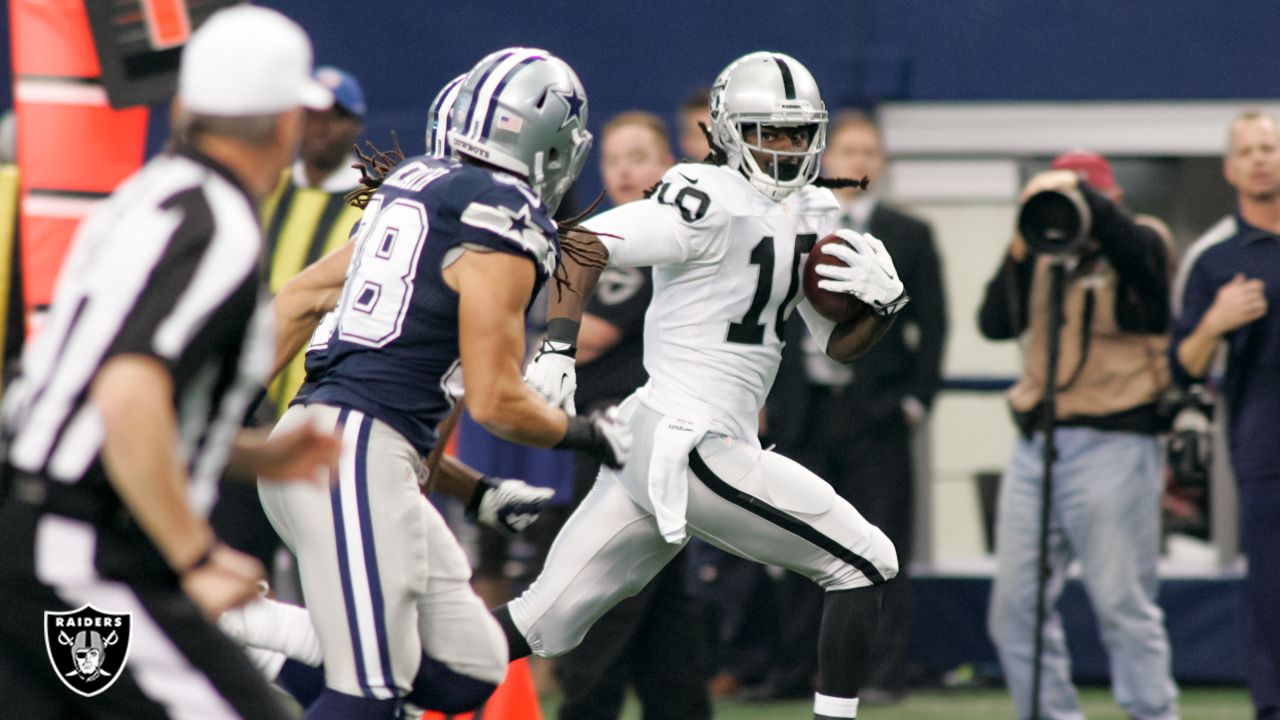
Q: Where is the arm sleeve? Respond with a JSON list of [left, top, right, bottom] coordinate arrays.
[[589, 166, 729, 268], [108, 187, 258, 366], [589, 200, 689, 267], [977, 252, 1034, 340], [1082, 184, 1171, 332], [1169, 256, 1216, 386], [901, 223, 948, 408]]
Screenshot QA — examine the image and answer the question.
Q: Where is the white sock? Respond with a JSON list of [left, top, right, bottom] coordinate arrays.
[[220, 597, 324, 666], [814, 692, 859, 719]]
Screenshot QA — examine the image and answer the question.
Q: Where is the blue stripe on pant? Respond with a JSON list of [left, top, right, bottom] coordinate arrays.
[[330, 409, 396, 700], [328, 408, 373, 697], [354, 412, 398, 698]]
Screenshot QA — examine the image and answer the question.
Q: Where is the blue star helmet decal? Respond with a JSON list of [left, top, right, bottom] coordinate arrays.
[[552, 84, 584, 130]]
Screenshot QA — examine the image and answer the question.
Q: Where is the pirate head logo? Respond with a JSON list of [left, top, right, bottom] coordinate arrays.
[[44, 605, 131, 697]]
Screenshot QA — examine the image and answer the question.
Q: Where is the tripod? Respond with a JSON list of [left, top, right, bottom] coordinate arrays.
[[1028, 257, 1069, 720]]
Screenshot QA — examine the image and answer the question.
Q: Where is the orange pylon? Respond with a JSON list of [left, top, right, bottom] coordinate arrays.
[[419, 658, 542, 720]]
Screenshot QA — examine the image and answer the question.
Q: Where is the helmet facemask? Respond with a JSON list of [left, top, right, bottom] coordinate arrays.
[[717, 110, 826, 201], [739, 120, 824, 182], [530, 124, 593, 215]]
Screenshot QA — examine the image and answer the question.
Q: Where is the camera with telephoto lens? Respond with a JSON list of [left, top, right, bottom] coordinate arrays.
[[1017, 187, 1093, 256], [1166, 384, 1214, 489]]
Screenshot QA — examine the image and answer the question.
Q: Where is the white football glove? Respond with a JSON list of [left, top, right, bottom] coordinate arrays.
[[524, 338, 577, 415], [473, 478, 555, 536], [815, 229, 910, 316]]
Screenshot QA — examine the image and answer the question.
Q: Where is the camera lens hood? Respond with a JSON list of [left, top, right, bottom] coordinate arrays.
[[1018, 187, 1092, 256]]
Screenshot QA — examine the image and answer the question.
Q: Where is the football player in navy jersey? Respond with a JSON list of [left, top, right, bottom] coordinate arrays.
[[214, 72, 583, 715], [249, 49, 627, 720]]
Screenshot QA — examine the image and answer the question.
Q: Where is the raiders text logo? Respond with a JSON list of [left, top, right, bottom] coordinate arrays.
[[44, 605, 132, 697]]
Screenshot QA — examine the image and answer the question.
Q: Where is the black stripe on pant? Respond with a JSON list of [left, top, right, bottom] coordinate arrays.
[[687, 448, 887, 585]]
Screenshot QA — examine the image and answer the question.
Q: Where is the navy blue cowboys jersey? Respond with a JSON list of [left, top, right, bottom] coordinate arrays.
[[299, 155, 559, 453]]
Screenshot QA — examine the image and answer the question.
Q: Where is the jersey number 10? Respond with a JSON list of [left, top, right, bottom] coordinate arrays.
[[727, 233, 817, 345]]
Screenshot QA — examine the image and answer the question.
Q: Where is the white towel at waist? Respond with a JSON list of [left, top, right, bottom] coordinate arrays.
[[634, 387, 708, 544]]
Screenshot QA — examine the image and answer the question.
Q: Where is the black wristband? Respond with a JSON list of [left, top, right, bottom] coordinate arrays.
[[546, 318, 581, 345], [873, 290, 911, 317], [555, 415, 597, 452], [466, 475, 497, 518], [180, 539, 221, 576]]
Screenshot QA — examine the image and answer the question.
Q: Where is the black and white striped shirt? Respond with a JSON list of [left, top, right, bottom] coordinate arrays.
[[2, 149, 273, 519]]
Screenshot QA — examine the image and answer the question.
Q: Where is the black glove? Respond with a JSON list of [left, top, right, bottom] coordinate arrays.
[[555, 406, 631, 469]]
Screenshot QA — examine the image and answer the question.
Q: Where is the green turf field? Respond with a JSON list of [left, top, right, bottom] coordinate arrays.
[[539, 686, 1252, 719]]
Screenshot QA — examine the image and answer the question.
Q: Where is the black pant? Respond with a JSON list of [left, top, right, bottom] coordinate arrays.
[[551, 453, 712, 720], [0, 499, 291, 719], [771, 389, 915, 693]]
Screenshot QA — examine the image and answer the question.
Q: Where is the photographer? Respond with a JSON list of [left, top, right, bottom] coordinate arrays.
[[979, 153, 1179, 720]]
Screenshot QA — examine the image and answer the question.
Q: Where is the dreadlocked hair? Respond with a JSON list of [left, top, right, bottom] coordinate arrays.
[[698, 121, 729, 165], [550, 190, 612, 301], [814, 176, 870, 190], [345, 132, 406, 209]]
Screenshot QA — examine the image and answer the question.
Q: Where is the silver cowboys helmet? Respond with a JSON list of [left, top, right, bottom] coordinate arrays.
[[425, 73, 465, 158], [710, 52, 828, 201], [448, 48, 592, 214]]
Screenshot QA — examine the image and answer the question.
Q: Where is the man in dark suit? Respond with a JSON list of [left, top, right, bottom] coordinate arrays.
[[752, 111, 947, 703]]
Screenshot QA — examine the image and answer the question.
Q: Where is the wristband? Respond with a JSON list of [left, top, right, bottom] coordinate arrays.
[[554, 415, 596, 451], [180, 539, 221, 576], [466, 475, 497, 518], [546, 318, 581, 345]]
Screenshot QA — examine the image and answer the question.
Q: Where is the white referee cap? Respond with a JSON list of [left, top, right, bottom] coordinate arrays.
[[179, 5, 332, 116]]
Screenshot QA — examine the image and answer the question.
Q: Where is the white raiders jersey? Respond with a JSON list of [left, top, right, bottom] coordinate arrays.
[[590, 163, 839, 440]]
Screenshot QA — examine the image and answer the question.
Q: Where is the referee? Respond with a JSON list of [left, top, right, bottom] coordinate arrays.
[[0, 7, 338, 718]]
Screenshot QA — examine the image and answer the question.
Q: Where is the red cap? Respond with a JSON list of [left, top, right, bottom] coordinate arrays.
[[1050, 151, 1116, 192]]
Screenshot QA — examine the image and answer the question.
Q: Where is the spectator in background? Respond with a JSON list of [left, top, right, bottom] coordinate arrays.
[[677, 87, 711, 161], [553, 110, 711, 720], [261, 65, 367, 416], [752, 111, 946, 704], [1171, 111, 1280, 720], [979, 153, 1179, 720], [209, 65, 367, 581]]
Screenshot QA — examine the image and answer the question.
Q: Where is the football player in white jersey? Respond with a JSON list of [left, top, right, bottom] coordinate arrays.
[[504, 52, 908, 720]]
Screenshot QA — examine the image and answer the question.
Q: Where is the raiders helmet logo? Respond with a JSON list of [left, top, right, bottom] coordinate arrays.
[[44, 605, 132, 697]]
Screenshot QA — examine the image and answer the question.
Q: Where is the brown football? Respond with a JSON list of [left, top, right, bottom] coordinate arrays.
[[803, 233, 872, 324]]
